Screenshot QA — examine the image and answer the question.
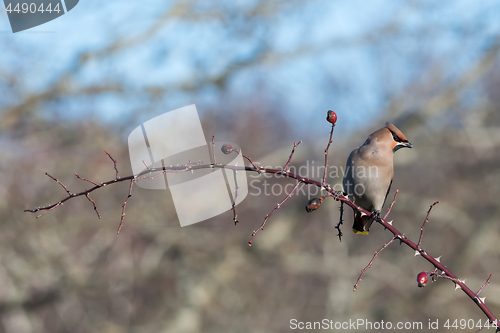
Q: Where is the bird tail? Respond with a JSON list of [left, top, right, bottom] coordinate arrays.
[[352, 212, 373, 235]]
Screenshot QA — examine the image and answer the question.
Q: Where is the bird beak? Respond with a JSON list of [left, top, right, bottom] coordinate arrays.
[[394, 141, 412, 152], [401, 141, 413, 149]]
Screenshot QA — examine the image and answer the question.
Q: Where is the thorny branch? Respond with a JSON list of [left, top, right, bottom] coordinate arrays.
[[25, 114, 499, 330], [335, 201, 344, 241]]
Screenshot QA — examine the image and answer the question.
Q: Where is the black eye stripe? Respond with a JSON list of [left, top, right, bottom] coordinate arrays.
[[392, 132, 402, 142], [391, 131, 407, 143]]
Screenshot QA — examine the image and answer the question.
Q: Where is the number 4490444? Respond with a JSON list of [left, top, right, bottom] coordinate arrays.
[[443, 319, 499, 330], [5, 2, 61, 14]]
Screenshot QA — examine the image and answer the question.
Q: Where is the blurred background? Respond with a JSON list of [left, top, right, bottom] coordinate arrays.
[[1, 0, 500, 332]]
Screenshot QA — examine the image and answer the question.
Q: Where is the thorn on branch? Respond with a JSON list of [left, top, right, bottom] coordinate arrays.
[[398, 233, 406, 245]]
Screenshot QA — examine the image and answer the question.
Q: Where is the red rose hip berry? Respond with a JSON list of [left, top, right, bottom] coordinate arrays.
[[326, 110, 337, 124], [417, 272, 429, 287], [221, 144, 233, 155], [305, 198, 323, 212]]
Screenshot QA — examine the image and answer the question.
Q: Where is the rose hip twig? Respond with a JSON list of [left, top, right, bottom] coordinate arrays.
[[238, 150, 260, 171], [75, 173, 101, 187], [228, 169, 239, 225], [45, 172, 72, 196], [117, 179, 134, 235], [322, 110, 337, 188], [477, 274, 493, 296], [212, 135, 216, 165], [85, 193, 101, 219], [283, 141, 302, 172], [106, 151, 119, 179], [322, 124, 335, 188]]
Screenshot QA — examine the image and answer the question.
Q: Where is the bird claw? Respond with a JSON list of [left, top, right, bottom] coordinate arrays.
[[371, 210, 381, 221], [333, 190, 344, 199]]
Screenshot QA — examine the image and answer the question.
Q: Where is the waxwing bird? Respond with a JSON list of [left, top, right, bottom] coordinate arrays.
[[342, 122, 412, 234]]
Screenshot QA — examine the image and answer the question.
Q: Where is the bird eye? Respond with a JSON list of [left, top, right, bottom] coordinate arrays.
[[392, 132, 402, 142]]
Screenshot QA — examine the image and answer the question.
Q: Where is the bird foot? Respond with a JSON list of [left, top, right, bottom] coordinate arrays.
[[333, 191, 344, 199], [371, 210, 381, 221]]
